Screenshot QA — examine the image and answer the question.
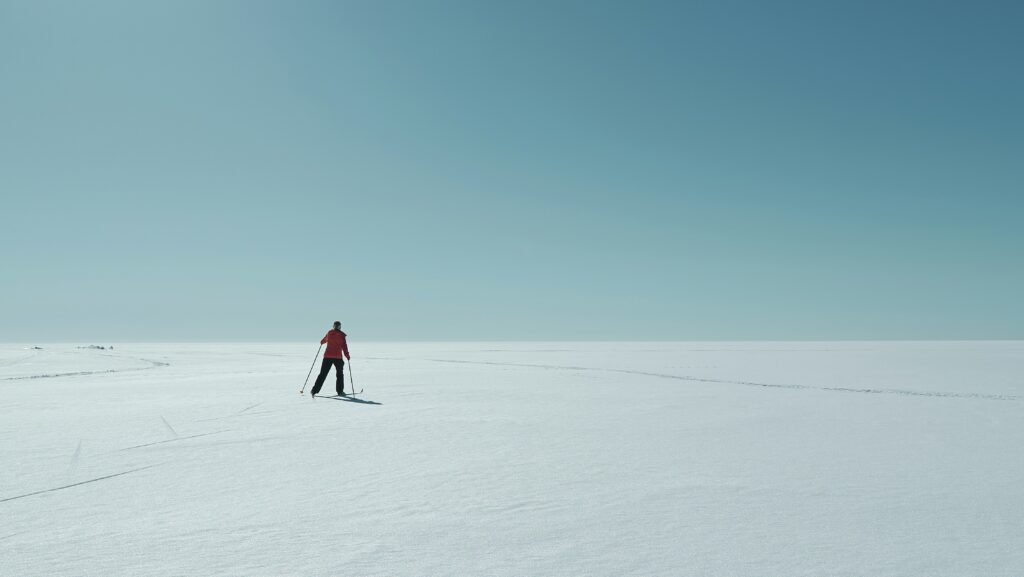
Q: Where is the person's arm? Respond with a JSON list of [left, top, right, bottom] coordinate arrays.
[[320, 332, 329, 345], [342, 337, 351, 360]]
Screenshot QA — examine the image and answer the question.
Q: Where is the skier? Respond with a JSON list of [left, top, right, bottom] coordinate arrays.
[[311, 321, 351, 398]]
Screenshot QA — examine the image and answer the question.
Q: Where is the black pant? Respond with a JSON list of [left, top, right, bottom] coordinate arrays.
[[311, 358, 345, 396]]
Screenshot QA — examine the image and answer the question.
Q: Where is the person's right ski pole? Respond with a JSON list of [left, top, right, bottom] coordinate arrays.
[[300, 344, 323, 395], [348, 360, 362, 395]]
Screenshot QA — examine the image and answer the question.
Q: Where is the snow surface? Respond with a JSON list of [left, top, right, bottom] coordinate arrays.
[[2, 341, 1023, 576]]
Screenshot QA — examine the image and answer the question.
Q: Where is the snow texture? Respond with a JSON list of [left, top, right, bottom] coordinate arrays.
[[2, 342, 1023, 576]]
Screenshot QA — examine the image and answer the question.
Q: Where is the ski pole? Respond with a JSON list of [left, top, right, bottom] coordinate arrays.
[[300, 344, 323, 395], [347, 360, 361, 395]]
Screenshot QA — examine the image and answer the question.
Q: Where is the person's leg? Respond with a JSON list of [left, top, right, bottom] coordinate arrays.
[[310, 358, 332, 396], [335, 359, 346, 396]]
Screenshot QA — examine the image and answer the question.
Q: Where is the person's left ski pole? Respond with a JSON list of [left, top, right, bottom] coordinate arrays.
[[300, 344, 323, 395]]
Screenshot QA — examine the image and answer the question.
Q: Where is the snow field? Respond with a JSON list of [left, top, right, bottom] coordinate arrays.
[[2, 342, 1023, 576]]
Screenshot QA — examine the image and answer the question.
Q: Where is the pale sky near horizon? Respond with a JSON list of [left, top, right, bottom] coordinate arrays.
[[1, 0, 1022, 341]]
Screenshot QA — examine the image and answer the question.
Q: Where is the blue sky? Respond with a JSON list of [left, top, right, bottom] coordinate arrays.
[[1, 0, 1021, 341]]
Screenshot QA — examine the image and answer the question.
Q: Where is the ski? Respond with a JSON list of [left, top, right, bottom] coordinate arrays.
[[305, 388, 359, 397], [315, 393, 368, 401]]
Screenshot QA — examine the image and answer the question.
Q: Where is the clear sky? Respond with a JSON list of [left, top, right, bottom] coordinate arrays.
[[1, 0, 1021, 341]]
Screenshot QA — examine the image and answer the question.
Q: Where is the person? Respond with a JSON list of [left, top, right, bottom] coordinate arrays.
[[311, 321, 351, 398]]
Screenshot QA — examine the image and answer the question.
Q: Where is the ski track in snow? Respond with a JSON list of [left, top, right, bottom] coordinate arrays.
[[193, 403, 269, 423], [0, 464, 161, 504], [0, 354, 169, 382], [66, 440, 83, 478], [115, 430, 230, 452], [418, 358, 1020, 402], [194, 410, 275, 423]]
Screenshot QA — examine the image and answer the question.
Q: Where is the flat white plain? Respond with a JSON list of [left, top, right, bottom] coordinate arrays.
[[2, 342, 1022, 576]]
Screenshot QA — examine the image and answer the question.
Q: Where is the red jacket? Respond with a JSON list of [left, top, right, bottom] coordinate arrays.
[[321, 329, 350, 359]]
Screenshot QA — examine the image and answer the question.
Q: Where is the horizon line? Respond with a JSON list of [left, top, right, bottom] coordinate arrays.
[[3, 338, 1023, 344]]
